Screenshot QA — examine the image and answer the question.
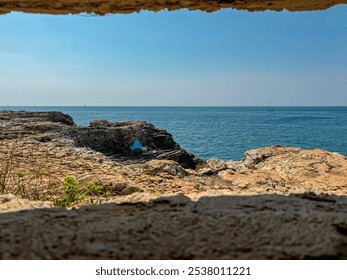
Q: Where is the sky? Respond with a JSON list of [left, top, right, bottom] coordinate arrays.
[[0, 6, 347, 106]]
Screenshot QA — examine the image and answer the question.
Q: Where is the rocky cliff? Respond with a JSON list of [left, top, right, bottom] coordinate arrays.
[[0, 0, 346, 15]]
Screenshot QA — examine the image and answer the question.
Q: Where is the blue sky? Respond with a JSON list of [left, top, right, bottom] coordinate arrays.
[[0, 6, 347, 106]]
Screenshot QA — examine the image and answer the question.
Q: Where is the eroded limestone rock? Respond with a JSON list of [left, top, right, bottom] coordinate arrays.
[[207, 158, 227, 172], [145, 159, 187, 178], [0, 194, 53, 213], [1, 193, 347, 259], [0, 110, 200, 168]]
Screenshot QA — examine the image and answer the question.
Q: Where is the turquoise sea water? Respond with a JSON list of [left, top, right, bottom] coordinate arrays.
[[1, 106, 347, 160]]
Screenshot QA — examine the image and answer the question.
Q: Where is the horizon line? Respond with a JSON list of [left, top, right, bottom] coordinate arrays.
[[1, 105, 347, 108]]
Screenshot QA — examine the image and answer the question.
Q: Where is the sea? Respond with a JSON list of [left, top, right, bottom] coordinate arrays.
[[1, 106, 347, 161]]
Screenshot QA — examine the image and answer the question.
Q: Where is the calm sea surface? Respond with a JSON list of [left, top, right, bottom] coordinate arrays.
[[1, 106, 347, 160]]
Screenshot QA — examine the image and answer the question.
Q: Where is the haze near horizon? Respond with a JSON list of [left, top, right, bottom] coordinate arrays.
[[0, 6, 347, 106]]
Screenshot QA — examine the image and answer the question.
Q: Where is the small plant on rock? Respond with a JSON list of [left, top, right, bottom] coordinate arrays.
[[54, 176, 86, 207], [142, 166, 151, 175], [34, 168, 45, 179], [86, 182, 104, 196], [0, 145, 16, 193], [15, 171, 27, 198], [50, 177, 109, 207]]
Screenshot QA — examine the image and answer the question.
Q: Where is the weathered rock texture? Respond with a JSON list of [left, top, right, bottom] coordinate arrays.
[[0, 0, 346, 15], [216, 145, 347, 194], [1, 193, 347, 259], [1, 110, 347, 259], [1, 111, 347, 203], [0, 110, 199, 168], [0, 194, 53, 214]]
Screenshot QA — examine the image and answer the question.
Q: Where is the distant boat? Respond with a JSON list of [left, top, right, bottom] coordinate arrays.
[[267, 100, 275, 112]]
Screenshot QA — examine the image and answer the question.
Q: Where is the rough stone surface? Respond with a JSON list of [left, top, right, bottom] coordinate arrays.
[[1, 128, 347, 204], [198, 167, 215, 176], [0, 194, 53, 213], [207, 158, 227, 172], [145, 160, 187, 178], [0, 111, 199, 169], [1, 193, 347, 259], [0, 0, 346, 15], [2, 110, 347, 259], [216, 146, 347, 194]]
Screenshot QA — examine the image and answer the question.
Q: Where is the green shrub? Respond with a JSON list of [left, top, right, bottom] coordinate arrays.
[[86, 182, 104, 196], [54, 176, 86, 207], [53, 177, 107, 207]]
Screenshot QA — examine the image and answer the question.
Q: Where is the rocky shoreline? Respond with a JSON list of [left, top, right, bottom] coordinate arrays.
[[1, 110, 347, 259], [0, 110, 200, 168]]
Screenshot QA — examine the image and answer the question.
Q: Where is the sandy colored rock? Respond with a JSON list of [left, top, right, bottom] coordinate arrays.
[[145, 159, 187, 178], [217, 146, 347, 195], [198, 167, 215, 176], [207, 157, 227, 172], [96, 174, 141, 195], [0, 0, 346, 15], [1, 111, 347, 259], [0, 194, 53, 213], [1, 193, 347, 259], [2, 138, 347, 205]]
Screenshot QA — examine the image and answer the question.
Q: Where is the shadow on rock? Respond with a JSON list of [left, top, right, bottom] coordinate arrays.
[[1, 193, 347, 259]]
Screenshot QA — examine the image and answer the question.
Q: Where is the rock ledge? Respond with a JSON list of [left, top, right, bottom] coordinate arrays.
[[0, 0, 346, 15]]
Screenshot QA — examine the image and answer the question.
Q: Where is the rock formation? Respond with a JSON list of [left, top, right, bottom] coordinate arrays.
[[0, 0, 346, 15], [0, 110, 199, 169], [0, 194, 53, 214], [1, 110, 347, 259]]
